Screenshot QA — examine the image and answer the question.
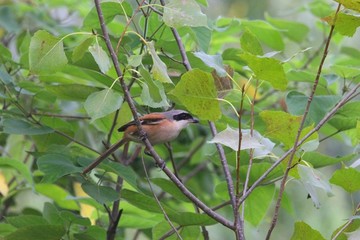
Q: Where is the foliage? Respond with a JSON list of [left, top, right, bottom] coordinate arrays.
[[0, 0, 359, 239]]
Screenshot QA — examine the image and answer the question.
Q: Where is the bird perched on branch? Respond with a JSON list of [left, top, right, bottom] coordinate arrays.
[[82, 109, 199, 174]]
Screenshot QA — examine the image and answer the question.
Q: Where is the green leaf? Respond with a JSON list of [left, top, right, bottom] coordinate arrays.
[[290, 221, 326, 240], [59, 211, 91, 226], [240, 29, 263, 55], [83, 2, 132, 29], [84, 89, 123, 122], [43, 203, 62, 225], [240, 53, 287, 90], [148, 41, 173, 84], [0, 224, 16, 237], [332, 65, 360, 79], [335, 0, 360, 12], [151, 178, 191, 202], [46, 84, 99, 101], [244, 185, 275, 226], [169, 212, 216, 226], [82, 183, 120, 204], [6, 215, 49, 228], [139, 67, 170, 108], [29, 30, 68, 74], [153, 223, 200, 240], [266, 14, 309, 42], [72, 37, 94, 62], [121, 189, 176, 215], [191, 27, 212, 52], [0, 157, 33, 184], [35, 184, 79, 210], [169, 68, 221, 121], [37, 153, 82, 182], [286, 70, 327, 87], [88, 43, 111, 74], [241, 20, 284, 50], [0, 68, 13, 85], [163, 0, 207, 28], [286, 91, 340, 125], [328, 101, 360, 130], [193, 52, 227, 77], [3, 225, 65, 240], [330, 167, 360, 193], [324, 12, 360, 37], [303, 152, 356, 168], [2, 119, 54, 135], [260, 111, 318, 149]]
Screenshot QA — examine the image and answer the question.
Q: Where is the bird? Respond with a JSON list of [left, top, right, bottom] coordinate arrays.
[[82, 109, 199, 174]]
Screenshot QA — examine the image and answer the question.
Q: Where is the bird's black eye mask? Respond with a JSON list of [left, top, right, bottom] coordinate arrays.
[[173, 112, 193, 121]]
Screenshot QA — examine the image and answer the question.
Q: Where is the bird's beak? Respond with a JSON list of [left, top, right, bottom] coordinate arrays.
[[191, 117, 199, 123]]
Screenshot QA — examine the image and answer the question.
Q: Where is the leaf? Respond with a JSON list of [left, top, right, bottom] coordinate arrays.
[[29, 30, 68, 74], [151, 178, 190, 202], [84, 89, 123, 122], [83, 2, 132, 29], [0, 157, 33, 184], [100, 161, 139, 191], [3, 225, 65, 240], [2, 119, 54, 135], [148, 41, 173, 84], [169, 212, 216, 226], [169, 68, 221, 121], [330, 167, 360, 193], [290, 221, 326, 240], [244, 185, 275, 226], [297, 164, 333, 208], [81, 183, 120, 205], [329, 101, 360, 131], [0, 69, 13, 85], [35, 184, 79, 210], [88, 43, 111, 74], [139, 67, 170, 108], [208, 126, 275, 158], [260, 111, 318, 149], [303, 152, 356, 168], [266, 14, 309, 42], [323, 12, 360, 37], [153, 223, 200, 240], [193, 52, 227, 77], [334, 0, 360, 12], [240, 53, 287, 90], [46, 84, 99, 101], [241, 20, 284, 50], [37, 153, 82, 183], [212, 65, 234, 98], [240, 29, 263, 55], [6, 215, 49, 228], [286, 91, 341, 125], [163, 0, 207, 28], [72, 37, 94, 62]]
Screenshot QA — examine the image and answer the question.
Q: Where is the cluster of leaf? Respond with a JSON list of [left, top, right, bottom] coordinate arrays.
[[0, 0, 359, 239]]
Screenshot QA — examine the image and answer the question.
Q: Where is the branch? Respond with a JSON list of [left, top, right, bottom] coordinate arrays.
[[93, 0, 234, 230], [266, 4, 342, 238]]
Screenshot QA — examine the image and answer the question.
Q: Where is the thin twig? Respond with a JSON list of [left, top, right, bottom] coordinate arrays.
[[141, 154, 183, 240], [266, 4, 342, 239]]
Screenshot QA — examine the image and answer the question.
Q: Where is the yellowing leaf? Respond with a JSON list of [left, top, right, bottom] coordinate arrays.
[[0, 172, 9, 197], [260, 111, 317, 149], [323, 13, 360, 37], [335, 0, 360, 12], [74, 182, 96, 224], [169, 68, 221, 121]]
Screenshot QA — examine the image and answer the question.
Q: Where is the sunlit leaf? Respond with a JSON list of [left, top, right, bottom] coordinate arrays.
[[169, 68, 221, 121], [29, 30, 67, 74], [163, 0, 207, 28], [240, 29, 263, 55], [334, 0, 360, 12], [323, 12, 360, 37], [35, 184, 79, 210], [0, 157, 33, 185]]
